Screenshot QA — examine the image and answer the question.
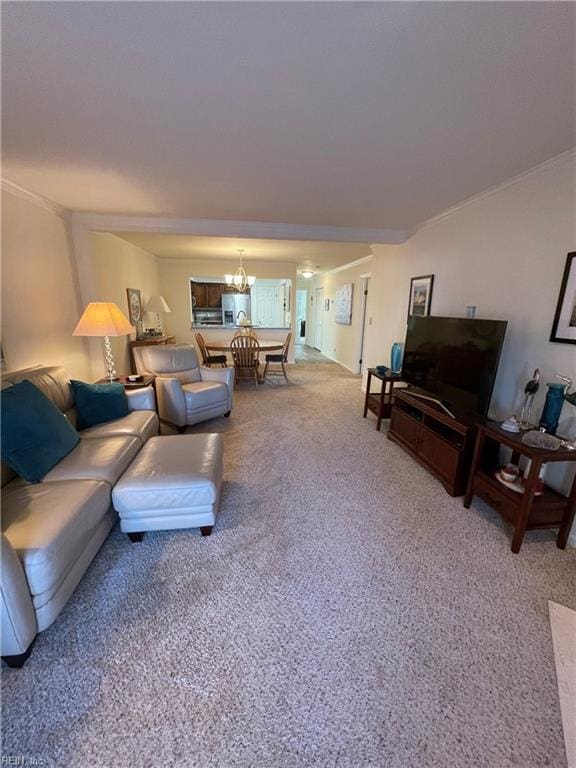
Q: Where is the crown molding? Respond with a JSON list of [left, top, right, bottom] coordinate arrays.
[[70, 212, 408, 245], [1, 178, 69, 220], [415, 147, 576, 235], [315, 255, 374, 278]]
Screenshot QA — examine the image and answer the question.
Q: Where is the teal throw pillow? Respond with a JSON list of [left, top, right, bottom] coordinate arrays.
[[1, 380, 80, 483], [70, 380, 129, 430]]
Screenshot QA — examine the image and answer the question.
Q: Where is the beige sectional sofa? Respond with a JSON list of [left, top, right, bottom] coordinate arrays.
[[1, 365, 159, 667]]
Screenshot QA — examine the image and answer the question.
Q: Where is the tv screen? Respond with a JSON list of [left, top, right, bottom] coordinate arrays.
[[402, 316, 507, 417]]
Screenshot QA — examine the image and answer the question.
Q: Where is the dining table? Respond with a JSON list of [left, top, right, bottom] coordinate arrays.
[[205, 340, 285, 353]]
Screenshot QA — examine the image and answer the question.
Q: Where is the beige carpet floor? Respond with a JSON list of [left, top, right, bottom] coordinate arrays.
[[2, 358, 575, 767]]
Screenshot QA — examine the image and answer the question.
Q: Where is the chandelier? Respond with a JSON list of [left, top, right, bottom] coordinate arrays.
[[224, 249, 256, 293]]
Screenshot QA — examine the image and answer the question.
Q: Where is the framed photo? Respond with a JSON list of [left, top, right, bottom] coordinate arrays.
[[335, 283, 353, 325], [550, 252, 576, 345], [126, 288, 142, 326], [408, 274, 434, 319]]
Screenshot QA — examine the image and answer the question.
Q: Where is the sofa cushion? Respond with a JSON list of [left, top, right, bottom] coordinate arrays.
[[70, 380, 129, 430], [1, 381, 80, 483], [1, 366, 74, 413], [42, 436, 140, 486], [1, 480, 110, 597], [183, 381, 228, 412], [80, 410, 159, 444]]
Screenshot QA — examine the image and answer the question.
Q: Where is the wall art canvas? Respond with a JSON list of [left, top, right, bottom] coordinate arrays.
[[408, 274, 434, 319], [126, 288, 142, 326], [335, 283, 353, 325], [550, 252, 576, 345]]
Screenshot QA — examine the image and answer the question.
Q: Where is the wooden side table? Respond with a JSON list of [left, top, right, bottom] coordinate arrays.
[[463, 421, 576, 553], [129, 335, 175, 373], [100, 374, 156, 390], [363, 369, 403, 431]]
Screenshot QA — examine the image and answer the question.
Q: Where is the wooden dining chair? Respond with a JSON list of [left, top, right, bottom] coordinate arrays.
[[263, 332, 292, 382], [230, 335, 260, 387], [195, 332, 227, 368]]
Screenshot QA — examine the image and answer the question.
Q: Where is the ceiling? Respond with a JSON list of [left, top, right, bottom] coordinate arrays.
[[2, 3, 574, 231], [115, 233, 371, 271]]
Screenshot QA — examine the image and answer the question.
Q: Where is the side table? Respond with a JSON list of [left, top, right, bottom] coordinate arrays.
[[97, 374, 156, 390], [363, 369, 403, 431], [97, 375, 157, 413], [463, 421, 576, 553]]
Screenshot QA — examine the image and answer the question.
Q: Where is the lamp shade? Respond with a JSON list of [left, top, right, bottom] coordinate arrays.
[[144, 295, 171, 314], [73, 302, 134, 337]]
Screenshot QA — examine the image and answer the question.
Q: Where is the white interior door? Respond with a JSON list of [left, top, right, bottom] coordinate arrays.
[[314, 288, 324, 350], [251, 286, 281, 327]]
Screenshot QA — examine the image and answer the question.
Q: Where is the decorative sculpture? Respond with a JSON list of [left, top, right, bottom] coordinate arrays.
[[519, 368, 540, 429], [539, 374, 575, 435], [558, 375, 576, 407]]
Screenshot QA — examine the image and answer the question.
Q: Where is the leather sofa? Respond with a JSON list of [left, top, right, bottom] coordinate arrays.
[[133, 345, 234, 430], [1, 365, 158, 667]]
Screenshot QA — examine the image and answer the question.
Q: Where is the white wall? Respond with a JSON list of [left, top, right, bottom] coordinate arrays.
[[89, 233, 161, 374], [1, 189, 92, 378], [307, 259, 372, 372], [363, 152, 576, 542]]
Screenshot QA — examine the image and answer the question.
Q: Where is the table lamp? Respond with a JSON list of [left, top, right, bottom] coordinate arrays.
[[144, 295, 171, 335], [73, 302, 134, 380]]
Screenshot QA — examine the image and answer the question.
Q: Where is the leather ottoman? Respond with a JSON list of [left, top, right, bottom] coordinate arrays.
[[112, 434, 223, 540]]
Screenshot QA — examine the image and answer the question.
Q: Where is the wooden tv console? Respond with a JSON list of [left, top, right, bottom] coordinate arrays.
[[388, 389, 478, 496]]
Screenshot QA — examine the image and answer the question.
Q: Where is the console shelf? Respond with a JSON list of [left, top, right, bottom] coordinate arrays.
[[388, 389, 478, 496]]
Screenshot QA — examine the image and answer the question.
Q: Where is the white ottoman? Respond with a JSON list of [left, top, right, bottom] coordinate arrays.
[[112, 434, 223, 541]]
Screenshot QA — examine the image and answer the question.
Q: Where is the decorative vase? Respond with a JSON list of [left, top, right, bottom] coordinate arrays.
[[539, 382, 566, 435], [391, 342, 404, 375]]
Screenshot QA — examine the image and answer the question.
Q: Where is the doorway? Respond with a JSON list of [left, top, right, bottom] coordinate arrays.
[[314, 287, 324, 351], [296, 289, 307, 340], [358, 277, 370, 374]]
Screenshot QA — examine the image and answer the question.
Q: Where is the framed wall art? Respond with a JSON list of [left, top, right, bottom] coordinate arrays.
[[550, 253, 576, 345], [335, 283, 353, 325], [126, 288, 142, 325], [408, 274, 434, 319]]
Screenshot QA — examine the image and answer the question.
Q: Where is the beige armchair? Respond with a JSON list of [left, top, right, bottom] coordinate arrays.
[[133, 345, 234, 431]]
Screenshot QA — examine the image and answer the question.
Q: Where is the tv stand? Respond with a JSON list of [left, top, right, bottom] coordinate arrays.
[[388, 389, 478, 496], [402, 390, 457, 419]]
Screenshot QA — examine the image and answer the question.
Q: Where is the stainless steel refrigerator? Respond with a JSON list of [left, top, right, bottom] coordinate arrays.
[[221, 293, 251, 326]]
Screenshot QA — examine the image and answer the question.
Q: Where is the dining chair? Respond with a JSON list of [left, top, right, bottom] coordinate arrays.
[[195, 332, 227, 368], [230, 335, 260, 387], [262, 332, 292, 382]]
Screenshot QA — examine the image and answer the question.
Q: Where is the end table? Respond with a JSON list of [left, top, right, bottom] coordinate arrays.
[[363, 369, 403, 431], [463, 421, 576, 553]]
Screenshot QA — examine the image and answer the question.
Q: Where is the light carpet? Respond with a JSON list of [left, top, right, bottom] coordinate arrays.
[[2, 359, 575, 767]]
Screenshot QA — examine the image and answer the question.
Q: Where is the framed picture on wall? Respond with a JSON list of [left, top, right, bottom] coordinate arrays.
[[408, 274, 434, 319], [126, 288, 142, 326], [550, 252, 576, 344]]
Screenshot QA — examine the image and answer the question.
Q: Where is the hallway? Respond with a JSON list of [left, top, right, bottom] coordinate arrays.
[[294, 342, 330, 364]]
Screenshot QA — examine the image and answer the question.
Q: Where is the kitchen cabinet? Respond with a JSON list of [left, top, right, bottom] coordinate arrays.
[[191, 281, 229, 308], [191, 282, 206, 308], [206, 284, 223, 308]]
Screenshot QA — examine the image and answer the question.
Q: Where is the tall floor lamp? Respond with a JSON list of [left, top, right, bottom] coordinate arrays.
[[73, 302, 134, 381]]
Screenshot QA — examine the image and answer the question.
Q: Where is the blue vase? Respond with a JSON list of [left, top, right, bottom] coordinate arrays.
[[539, 383, 566, 435], [391, 342, 404, 375]]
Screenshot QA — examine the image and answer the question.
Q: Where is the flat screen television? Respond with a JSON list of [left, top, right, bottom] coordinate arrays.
[[401, 316, 508, 418]]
